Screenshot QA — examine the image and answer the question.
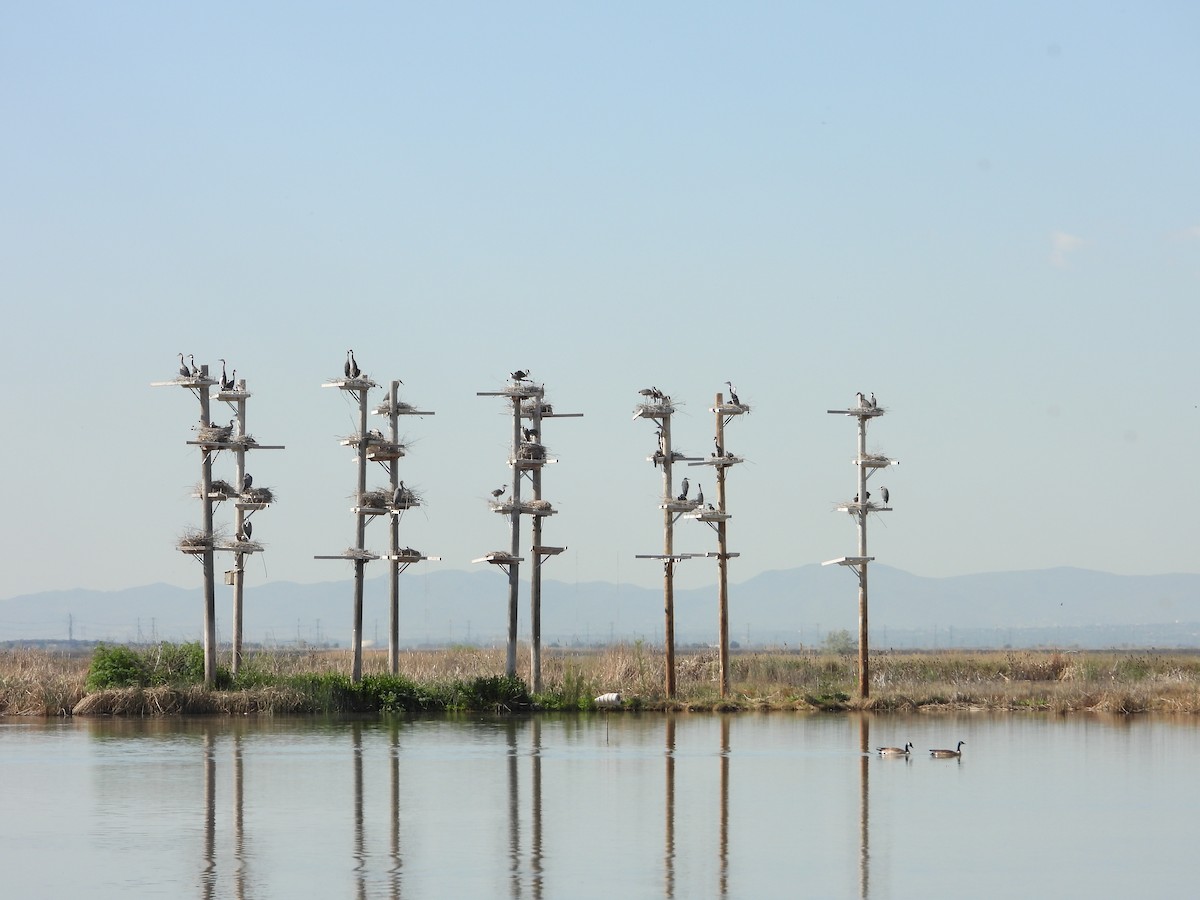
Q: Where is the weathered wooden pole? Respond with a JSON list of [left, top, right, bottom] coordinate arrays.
[[199, 365, 217, 688], [661, 411, 676, 699], [230, 380, 248, 676], [714, 393, 731, 698], [529, 396, 545, 692], [506, 391, 523, 678], [352, 383, 368, 683], [856, 411, 869, 699], [388, 379, 401, 675]]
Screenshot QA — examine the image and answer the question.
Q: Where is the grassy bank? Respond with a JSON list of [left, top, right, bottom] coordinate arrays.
[[3, 643, 1200, 716]]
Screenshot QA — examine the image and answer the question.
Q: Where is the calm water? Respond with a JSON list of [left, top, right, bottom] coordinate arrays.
[[1, 712, 1196, 898]]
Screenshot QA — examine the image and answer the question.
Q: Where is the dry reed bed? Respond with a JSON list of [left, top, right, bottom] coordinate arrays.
[[4, 647, 1200, 716]]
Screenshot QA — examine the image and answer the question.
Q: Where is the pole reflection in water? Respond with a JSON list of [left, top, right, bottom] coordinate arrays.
[[858, 714, 871, 900], [719, 714, 730, 899], [353, 721, 366, 900], [389, 721, 402, 899], [203, 726, 216, 900], [233, 730, 247, 900], [507, 719, 521, 899], [531, 716, 544, 900], [665, 714, 676, 899]]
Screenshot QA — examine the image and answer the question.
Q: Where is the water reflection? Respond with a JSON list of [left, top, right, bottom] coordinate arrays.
[[7, 713, 1199, 898], [858, 715, 870, 900]]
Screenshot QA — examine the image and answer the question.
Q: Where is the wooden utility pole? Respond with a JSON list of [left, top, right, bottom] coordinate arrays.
[[211, 375, 284, 677], [316, 359, 380, 684], [686, 389, 748, 697], [198, 365, 217, 687], [378, 380, 436, 674], [476, 374, 578, 684], [635, 388, 700, 699], [153, 360, 220, 687], [824, 393, 897, 700]]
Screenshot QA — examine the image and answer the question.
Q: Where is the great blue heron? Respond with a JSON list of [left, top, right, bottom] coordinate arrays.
[[856, 391, 865, 407], [638, 387, 656, 399], [725, 381, 740, 405], [491, 485, 507, 499], [869, 392, 877, 409], [344, 351, 352, 379], [178, 353, 190, 378], [393, 482, 407, 507], [349, 350, 361, 379], [219, 359, 229, 389], [881, 486, 889, 504], [714, 436, 723, 456], [677, 477, 689, 501], [188, 354, 198, 376]]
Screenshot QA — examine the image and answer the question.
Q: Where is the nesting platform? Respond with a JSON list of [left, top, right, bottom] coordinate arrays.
[[688, 508, 731, 522], [662, 499, 701, 513], [214, 388, 251, 402], [491, 502, 557, 517], [472, 551, 524, 565], [633, 402, 675, 420], [365, 444, 407, 461], [314, 549, 380, 561]]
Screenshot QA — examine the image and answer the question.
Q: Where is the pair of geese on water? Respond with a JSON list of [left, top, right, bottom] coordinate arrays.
[[878, 741, 965, 759]]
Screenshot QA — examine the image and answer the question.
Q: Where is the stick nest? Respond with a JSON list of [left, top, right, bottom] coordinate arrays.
[[358, 489, 391, 509], [373, 399, 417, 415], [242, 486, 275, 504], [197, 423, 234, 444], [207, 480, 239, 499]]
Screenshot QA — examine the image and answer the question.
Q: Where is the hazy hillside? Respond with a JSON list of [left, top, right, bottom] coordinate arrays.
[[3, 565, 1199, 649]]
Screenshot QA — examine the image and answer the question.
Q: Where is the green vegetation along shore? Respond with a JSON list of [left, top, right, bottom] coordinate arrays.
[[3, 643, 1200, 717]]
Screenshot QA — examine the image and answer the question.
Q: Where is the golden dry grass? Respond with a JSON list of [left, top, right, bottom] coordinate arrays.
[[5, 645, 1200, 716]]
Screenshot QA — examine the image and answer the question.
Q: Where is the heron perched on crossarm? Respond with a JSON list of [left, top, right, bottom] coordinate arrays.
[[677, 477, 689, 501]]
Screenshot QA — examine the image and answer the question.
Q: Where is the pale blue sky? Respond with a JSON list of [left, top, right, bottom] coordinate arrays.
[[2, 2, 1197, 600]]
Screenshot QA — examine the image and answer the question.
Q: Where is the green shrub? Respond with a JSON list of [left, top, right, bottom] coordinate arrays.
[[86, 645, 146, 690]]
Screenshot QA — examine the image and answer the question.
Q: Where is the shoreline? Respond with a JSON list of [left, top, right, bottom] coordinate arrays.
[[4, 645, 1200, 717]]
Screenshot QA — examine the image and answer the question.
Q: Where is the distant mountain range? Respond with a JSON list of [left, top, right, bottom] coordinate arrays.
[[4, 565, 1200, 650]]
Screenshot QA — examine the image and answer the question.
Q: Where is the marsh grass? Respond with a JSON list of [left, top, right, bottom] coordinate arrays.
[[4, 645, 1200, 716]]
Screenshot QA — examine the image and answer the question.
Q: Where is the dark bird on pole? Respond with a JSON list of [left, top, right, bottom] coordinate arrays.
[[219, 359, 228, 390], [393, 482, 407, 507], [178, 353, 190, 378], [344, 351, 352, 379], [714, 436, 723, 456], [869, 392, 877, 409], [349, 350, 361, 379], [881, 486, 889, 504], [695, 483, 704, 505], [241, 473, 253, 492], [243, 520, 252, 540], [511, 369, 530, 381], [725, 381, 740, 406], [491, 485, 507, 499], [677, 477, 690, 501]]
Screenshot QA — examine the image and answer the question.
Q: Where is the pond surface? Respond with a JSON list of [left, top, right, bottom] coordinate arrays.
[[1, 712, 1195, 898]]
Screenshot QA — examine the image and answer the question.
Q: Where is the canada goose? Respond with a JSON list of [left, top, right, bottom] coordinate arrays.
[[877, 742, 912, 757], [929, 741, 965, 758]]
